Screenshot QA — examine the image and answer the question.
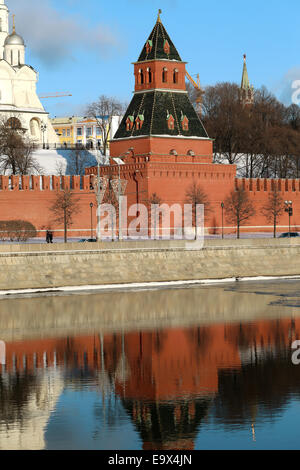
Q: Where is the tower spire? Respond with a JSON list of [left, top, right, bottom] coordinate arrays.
[[241, 54, 250, 90], [240, 53, 254, 106], [157, 9, 162, 23]]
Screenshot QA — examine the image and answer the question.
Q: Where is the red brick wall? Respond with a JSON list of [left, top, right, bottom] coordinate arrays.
[[1, 170, 300, 240], [0, 175, 97, 239]]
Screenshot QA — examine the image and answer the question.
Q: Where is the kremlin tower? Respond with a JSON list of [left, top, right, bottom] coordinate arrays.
[[110, 9, 213, 161], [240, 54, 254, 106], [99, 10, 237, 229]]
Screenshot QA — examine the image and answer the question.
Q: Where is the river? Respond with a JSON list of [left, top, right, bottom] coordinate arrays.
[[0, 279, 300, 450]]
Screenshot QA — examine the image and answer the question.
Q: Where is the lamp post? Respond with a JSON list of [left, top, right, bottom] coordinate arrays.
[[221, 202, 224, 239], [90, 202, 94, 240], [114, 154, 128, 241], [284, 201, 293, 237], [41, 123, 47, 149], [95, 149, 102, 242]]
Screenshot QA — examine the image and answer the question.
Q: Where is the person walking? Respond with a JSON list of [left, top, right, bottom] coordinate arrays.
[[46, 230, 50, 243]]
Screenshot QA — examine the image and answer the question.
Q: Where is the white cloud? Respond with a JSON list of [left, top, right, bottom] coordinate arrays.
[[6, 0, 123, 66]]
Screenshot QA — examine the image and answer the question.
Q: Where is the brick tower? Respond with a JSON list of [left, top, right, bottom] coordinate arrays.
[[110, 9, 213, 162], [87, 11, 237, 233]]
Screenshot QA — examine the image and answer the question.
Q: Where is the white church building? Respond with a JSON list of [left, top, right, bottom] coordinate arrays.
[[0, 0, 58, 146]]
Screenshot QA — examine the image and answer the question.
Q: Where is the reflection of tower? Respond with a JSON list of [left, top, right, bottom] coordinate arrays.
[[108, 326, 240, 450], [122, 398, 212, 450]]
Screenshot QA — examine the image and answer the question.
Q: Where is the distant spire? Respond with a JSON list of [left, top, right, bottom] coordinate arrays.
[[157, 9, 162, 23], [240, 53, 254, 106], [241, 53, 250, 90]]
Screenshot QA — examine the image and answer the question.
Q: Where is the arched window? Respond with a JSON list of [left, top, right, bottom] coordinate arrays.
[[0, 19, 2, 32], [187, 150, 195, 156], [10, 50, 13, 65], [162, 67, 168, 83], [30, 118, 40, 137], [173, 69, 178, 84], [6, 117, 22, 130], [147, 67, 152, 84], [170, 149, 177, 156], [138, 69, 144, 85]]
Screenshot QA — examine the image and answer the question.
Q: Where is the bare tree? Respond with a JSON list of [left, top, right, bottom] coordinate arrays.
[[185, 181, 211, 239], [202, 82, 247, 166], [0, 119, 41, 175], [224, 188, 256, 239], [86, 95, 124, 156], [49, 190, 81, 243], [261, 184, 284, 238], [68, 147, 94, 175]]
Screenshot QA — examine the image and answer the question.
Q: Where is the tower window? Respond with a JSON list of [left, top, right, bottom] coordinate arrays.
[[145, 40, 153, 54], [126, 116, 134, 131], [147, 67, 152, 84], [163, 40, 170, 55], [139, 69, 144, 85], [181, 113, 189, 131], [162, 67, 168, 83], [173, 69, 179, 84], [166, 112, 175, 130]]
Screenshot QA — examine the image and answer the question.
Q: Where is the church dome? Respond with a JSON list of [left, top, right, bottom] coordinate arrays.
[[4, 32, 24, 46]]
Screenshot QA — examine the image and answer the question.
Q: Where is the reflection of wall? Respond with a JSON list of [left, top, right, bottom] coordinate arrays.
[[1, 314, 300, 450]]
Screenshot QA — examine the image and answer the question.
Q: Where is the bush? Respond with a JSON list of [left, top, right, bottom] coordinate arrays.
[[0, 220, 37, 242]]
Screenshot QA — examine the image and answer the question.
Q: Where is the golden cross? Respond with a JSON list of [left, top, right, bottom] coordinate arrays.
[[157, 9, 162, 23], [12, 14, 15, 33]]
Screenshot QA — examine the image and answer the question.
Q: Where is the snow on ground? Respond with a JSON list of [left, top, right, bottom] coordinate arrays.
[[32, 149, 109, 175]]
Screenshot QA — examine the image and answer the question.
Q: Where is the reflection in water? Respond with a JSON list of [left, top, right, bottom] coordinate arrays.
[[0, 280, 300, 449]]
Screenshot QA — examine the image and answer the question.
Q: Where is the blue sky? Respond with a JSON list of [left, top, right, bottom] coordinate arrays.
[[7, 0, 300, 117]]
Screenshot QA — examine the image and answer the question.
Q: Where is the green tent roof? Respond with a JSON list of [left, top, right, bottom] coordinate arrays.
[[137, 16, 182, 63], [114, 91, 208, 139]]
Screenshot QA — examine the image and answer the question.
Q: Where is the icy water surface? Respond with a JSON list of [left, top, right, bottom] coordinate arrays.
[[1, 279, 300, 449]]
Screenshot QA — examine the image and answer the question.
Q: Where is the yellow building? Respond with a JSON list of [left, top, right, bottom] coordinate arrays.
[[74, 117, 103, 148], [50, 116, 80, 147], [50, 116, 122, 149]]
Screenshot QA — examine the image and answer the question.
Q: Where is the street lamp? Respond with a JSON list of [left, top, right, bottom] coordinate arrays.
[[94, 149, 103, 242], [41, 123, 47, 149], [110, 153, 129, 241], [90, 202, 94, 240], [221, 202, 224, 239], [284, 201, 293, 237]]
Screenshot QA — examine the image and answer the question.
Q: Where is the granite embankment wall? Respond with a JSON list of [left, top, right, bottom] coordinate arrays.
[[0, 238, 300, 291]]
